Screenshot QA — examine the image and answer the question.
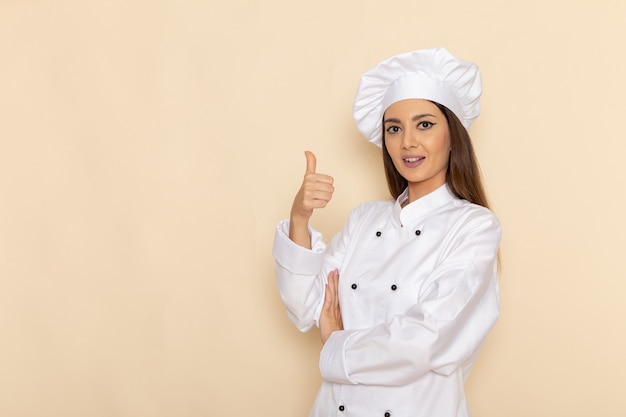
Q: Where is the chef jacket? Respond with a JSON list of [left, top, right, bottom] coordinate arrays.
[[273, 184, 501, 417]]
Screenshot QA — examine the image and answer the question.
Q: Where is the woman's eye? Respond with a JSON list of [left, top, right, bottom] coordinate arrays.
[[418, 121, 434, 129], [386, 126, 401, 134]]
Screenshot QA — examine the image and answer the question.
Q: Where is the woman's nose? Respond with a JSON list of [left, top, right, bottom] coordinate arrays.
[[401, 131, 418, 149]]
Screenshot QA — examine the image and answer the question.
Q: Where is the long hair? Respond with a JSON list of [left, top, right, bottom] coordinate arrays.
[[381, 102, 491, 209]]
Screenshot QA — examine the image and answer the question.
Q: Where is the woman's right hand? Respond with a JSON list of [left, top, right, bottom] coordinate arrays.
[[288, 151, 334, 248]]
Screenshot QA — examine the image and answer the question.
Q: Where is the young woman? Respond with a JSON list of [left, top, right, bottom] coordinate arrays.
[[273, 47, 501, 417]]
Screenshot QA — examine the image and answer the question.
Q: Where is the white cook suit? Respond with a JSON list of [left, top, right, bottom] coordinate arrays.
[[272, 184, 501, 417]]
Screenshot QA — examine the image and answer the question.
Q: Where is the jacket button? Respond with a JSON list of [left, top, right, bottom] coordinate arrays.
[[391, 284, 397, 291], [384, 412, 391, 417], [339, 405, 345, 412], [351, 283, 357, 290], [415, 229, 421, 236], [376, 231, 382, 237]]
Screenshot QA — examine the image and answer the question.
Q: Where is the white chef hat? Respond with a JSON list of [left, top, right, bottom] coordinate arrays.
[[353, 47, 482, 147]]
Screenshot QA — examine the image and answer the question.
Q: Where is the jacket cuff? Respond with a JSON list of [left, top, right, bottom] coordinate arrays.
[[319, 330, 357, 385], [272, 220, 326, 275]]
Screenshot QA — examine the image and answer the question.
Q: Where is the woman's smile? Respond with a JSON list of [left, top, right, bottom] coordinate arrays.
[[402, 155, 425, 167]]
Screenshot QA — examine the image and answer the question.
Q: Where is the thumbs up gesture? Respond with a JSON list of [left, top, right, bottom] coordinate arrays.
[[289, 151, 334, 248], [291, 151, 335, 220]]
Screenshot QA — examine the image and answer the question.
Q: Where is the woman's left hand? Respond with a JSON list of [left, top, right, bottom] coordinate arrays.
[[320, 269, 343, 344]]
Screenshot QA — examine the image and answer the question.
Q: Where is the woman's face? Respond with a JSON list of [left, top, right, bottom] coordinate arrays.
[[383, 99, 451, 201]]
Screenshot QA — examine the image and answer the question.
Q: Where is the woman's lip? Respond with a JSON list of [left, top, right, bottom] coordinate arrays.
[[402, 155, 425, 168]]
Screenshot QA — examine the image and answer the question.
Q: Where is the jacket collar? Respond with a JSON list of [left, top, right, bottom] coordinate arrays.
[[391, 184, 457, 228]]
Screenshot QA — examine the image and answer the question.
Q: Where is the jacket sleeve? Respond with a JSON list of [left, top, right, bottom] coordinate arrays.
[[319, 208, 501, 386], [272, 207, 361, 332], [272, 221, 327, 332]]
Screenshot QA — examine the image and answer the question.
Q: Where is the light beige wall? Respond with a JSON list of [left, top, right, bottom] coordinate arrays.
[[1, 1, 625, 416]]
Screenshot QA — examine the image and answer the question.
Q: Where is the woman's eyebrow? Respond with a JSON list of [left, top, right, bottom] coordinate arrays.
[[413, 113, 436, 121], [383, 113, 436, 124]]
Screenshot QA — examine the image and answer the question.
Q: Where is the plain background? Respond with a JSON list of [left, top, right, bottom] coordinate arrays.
[[1, 1, 625, 416]]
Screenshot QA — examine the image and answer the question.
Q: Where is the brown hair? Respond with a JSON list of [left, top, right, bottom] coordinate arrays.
[[381, 102, 491, 209]]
